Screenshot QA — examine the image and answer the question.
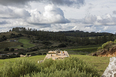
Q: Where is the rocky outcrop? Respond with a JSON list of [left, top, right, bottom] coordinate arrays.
[[93, 46, 116, 57], [102, 57, 116, 77]]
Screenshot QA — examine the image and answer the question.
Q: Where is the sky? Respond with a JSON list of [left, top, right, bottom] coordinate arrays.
[[0, 0, 116, 33]]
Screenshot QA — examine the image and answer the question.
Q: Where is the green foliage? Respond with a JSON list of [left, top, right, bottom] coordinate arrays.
[[102, 41, 113, 49], [23, 57, 99, 77], [10, 48, 14, 51], [58, 43, 67, 48], [65, 45, 100, 54], [42, 41, 52, 45], [0, 58, 39, 77], [20, 44, 23, 47], [4, 47, 9, 51], [97, 47, 102, 50], [18, 38, 35, 48], [114, 39, 116, 43], [0, 42, 22, 49], [0, 57, 100, 77]]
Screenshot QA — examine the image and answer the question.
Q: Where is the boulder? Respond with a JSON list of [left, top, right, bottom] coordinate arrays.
[[102, 57, 116, 77]]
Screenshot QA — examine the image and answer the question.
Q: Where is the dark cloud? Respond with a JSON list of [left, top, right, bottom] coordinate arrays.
[[113, 11, 116, 14], [0, 0, 85, 8], [0, 0, 34, 7], [43, 0, 85, 8], [0, 21, 8, 24]]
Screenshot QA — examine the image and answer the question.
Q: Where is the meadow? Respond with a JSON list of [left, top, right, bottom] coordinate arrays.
[[65, 45, 101, 54], [0, 55, 110, 76], [16, 38, 35, 49]]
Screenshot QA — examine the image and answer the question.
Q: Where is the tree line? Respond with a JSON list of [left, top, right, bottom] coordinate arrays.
[[11, 27, 115, 46]]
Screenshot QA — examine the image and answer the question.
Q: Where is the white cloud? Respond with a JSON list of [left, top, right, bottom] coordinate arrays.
[[27, 5, 69, 25]]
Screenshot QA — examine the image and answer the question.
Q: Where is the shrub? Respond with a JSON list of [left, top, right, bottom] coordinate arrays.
[[58, 43, 66, 48], [114, 39, 116, 43], [43, 53, 46, 55], [23, 57, 100, 77], [0, 57, 100, 77], [38, 53, 42, 55], [102, 41, 113, 49], [0, 58, 39, 77], [20, 45, 23, 47], [97, 47, 102, 50], [4, 47, 9, 51], [10, 48, 14, 51]]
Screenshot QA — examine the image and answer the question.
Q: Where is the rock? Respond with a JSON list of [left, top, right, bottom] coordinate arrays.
[[102, 57, 116, 77]]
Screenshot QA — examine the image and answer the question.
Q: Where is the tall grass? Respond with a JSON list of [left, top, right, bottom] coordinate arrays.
[[0, 57, 100, 77]]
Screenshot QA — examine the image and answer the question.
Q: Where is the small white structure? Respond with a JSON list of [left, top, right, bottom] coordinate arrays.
[[102, 57, 116, 77]]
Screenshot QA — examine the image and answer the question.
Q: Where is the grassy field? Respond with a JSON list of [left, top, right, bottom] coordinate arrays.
[[0, 55, 110, 76], [16, 38, 35, 49], [65, 45, 100, 54], [72, 55, 110, 75], [0, 55, 45, 67]]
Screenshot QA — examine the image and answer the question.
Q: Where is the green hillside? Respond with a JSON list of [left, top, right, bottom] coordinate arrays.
[[16, 38, 35, 49], [0, 41, 22, 49]]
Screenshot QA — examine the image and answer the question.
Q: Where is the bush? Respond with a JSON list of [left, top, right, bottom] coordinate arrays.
[[97, 47, 102, 50], [10, 48, 14, 51], [4, 47, 9, 51], [42, 41, 52, 45], [0, 57, 100, 77], [0, 59, 39, 77], [58, 43, 66, 48], [114, 39, 116, 43], [102, 41, 113, 49], [38, 53, 42, 55], [20, 45, 23, 47], [43, 53, 46, 55], [23, 57, 100, 77]]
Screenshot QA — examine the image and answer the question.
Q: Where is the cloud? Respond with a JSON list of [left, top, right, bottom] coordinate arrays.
[[27, 5, 69, 25], [0, 21, 8, 24], [70, 14, 116, 26], [0, 0, 85, 8], [0, 0, 34, 7], [0, 6, 30, 18], [42, 0, 85, 8], [113, 11, 116, 14]]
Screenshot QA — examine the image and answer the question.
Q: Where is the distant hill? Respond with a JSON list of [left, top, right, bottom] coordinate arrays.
[[0, 27, 115, 59]]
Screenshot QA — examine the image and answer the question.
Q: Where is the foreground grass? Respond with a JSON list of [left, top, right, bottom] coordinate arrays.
[[0, 57, 100, 77], [0, 55, 45, 68], [0, 55, 110, 76], [72, 55, 110, 75]]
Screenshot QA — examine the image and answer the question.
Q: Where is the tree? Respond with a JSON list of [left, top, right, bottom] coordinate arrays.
[[20, 45, 24, 47], [10, 48, 14, 51], [58, 43, 66, 48], [4, 48, 9, 51]]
